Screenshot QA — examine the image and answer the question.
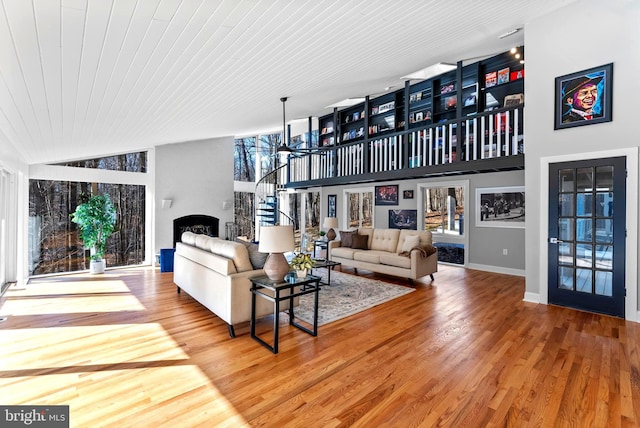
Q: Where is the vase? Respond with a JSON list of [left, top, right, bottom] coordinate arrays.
[[90, 259, 106, 274], [296, 269, 307, 279]]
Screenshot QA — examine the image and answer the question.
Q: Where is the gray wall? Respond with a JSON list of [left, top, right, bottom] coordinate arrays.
[[155, 136, 235, 252], [525, 0, 640, 313], [320, 169, 525, 274]]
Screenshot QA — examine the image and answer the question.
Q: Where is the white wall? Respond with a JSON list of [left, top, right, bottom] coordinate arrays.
[[525, 0, 640, 318], [155, 136, 235, 252]]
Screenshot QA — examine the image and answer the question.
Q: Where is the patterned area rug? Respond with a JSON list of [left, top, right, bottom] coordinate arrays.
[[294, 270, 415, 326]]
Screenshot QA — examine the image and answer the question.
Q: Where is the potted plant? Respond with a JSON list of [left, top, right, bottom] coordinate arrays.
[[71, 194, 117, 274], [290, 252, 315, 278]]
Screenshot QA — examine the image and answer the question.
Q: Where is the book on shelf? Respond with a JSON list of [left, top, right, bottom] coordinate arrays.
[[415, 111, 424, 121], [445, 95, 457, 110], [510, 69, 524, 81], [498, 67, 510, 84], [485, 71, 497, 87], [353, 111, 360, 121], [503, 93, 524, 107], [371, 106, 379, 115], [409, 92, 423, 103], [440, 83, 455, 94], [463, 95, 477, 107], [377, 101, 395, 114]]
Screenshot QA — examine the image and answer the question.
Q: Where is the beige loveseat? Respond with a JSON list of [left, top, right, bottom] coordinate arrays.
[[328, 228, 437, 282], [173, 232, 294, 337]]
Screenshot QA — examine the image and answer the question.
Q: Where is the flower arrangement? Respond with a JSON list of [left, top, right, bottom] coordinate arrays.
[[290, 252, 315, 271]]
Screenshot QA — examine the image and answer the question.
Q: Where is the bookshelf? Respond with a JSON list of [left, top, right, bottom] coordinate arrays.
[[312, 48, 524, 150]]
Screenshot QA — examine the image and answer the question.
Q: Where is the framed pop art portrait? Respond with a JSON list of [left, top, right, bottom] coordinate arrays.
[[554, 63, 613, 130]]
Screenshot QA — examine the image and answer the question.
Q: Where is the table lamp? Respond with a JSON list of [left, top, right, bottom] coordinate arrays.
[[323, 217, 339, 241], [258, 225, 295, 281]]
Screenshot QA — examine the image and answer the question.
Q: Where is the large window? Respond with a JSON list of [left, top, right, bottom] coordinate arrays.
[[28, 152, 148, 276], [345, 189, 374, 229], [29, 181, 145, 275], [419, 181, 467, 265]]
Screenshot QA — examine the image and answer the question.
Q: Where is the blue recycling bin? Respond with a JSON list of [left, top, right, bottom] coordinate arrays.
[[160, 248, 176, 272]]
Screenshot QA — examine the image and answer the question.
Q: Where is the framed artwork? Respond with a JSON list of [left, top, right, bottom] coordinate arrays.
[[476, 186, 525, 228], [375, 185, 398, 205], [328, 194, 336, 217], [389, 210, 417, 230], [554, 63, 613, 130], [403, 190, 414, 199]]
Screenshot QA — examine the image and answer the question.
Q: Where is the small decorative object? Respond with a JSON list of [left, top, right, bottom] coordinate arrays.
[[319, 231, 326, 240], [70, 194, 117, 274], [258, 225, 295, 281], [554, 63, 613, 130], [290, 253, 315, 278], [323, 217, 339, 241]]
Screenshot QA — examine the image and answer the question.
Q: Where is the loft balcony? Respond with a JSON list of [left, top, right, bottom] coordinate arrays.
[[281, 104, 524, 189]]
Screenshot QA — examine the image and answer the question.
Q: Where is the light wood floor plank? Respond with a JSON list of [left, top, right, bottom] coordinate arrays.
[[1, 265, 639, 427]]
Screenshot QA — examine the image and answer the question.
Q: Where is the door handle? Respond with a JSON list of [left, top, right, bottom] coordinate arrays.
[[549, 237, 564, 244]]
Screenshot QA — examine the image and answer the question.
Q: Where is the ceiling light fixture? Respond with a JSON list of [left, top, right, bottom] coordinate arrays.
[[401, 62, 456, 81], [499, 28, 521, 39]]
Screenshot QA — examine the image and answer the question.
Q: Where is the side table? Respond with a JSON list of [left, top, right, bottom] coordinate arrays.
[[250, 273, 321, 354], [313, 240, 328, 258]]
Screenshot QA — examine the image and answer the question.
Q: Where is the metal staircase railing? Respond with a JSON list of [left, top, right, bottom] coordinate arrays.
[[254, 164, 294, 240]]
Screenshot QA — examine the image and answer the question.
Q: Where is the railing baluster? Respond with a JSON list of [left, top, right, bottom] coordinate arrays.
[[504, 110, 511, 156], [513, 108, 519, 154]]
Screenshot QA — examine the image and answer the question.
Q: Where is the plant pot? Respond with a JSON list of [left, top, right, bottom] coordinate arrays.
[[296, 269, 307, 279], [90, 259, 106, 274]]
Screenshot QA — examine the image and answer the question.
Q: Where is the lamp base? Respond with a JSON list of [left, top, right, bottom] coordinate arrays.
[[263, 252, 290, 282], [326, 228, 336, 241]]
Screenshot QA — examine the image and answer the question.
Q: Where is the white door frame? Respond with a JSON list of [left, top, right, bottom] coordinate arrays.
[[539, 147, 638, 321]]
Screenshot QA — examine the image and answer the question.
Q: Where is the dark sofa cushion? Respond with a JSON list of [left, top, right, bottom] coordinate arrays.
[[351, 234, 369, 250]]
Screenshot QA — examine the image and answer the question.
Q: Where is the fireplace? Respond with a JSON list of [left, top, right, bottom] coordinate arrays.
[[173, 215, 219, 247]]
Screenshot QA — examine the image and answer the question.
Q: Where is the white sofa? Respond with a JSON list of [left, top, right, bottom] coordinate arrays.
[[328, 228, 437, 282], [173, 232, 294, 337]]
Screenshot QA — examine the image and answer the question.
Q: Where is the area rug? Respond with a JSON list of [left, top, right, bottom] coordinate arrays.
[[294, 270, 415, 326]]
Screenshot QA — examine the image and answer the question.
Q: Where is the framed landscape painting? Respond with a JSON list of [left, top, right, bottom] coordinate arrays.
[[554, 63, 613, 130], [476, 186, 525, 228]]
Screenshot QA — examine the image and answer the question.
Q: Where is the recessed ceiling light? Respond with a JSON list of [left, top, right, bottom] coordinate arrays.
[[400, 63, 457, 81], [325, 98, 366, 108], [499, 28, 521, 39]]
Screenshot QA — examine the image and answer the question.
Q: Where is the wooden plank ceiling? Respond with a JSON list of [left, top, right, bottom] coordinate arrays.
[[0, 0, 577, 165]]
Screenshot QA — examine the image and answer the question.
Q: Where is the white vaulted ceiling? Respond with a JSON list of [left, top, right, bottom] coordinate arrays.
[[0, 0, 577, 165]]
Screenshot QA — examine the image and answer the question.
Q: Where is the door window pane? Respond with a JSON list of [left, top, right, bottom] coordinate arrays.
[[576, 167, 593, 192], [576, 219, 592, 242], [559, 194, 574, 217], [575, 268, 592, 293], [595, 166, 613, 190], [559, 169, 574, 192], [576, 243, 593, 268], [595, 271, 613, 296], [558, 267, 574, 290], [576, 193, 592, 216], [558, 243, 573, 266], [558, 219, 573, 241], [595, 219, 613, 243], [594, 244, 613, 270]]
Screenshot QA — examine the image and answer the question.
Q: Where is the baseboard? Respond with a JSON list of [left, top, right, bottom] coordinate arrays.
[[467, 263, 525, 277], [523, 292, 540, 304]]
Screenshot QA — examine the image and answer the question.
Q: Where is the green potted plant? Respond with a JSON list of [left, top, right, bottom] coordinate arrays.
[[290, 252, 315, 278], [71, 194, 117, 274]]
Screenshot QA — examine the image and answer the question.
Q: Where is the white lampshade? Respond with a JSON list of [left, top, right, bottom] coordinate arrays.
[[323, 217, 339, 229], [258, 225, 295, 253]]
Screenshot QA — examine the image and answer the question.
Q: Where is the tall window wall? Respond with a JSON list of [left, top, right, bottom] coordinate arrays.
[[28, 152, 148, 275], [345, 189, 374, 229]]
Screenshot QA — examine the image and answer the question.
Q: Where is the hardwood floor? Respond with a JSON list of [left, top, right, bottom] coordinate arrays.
[[1, 265, 639, 427]]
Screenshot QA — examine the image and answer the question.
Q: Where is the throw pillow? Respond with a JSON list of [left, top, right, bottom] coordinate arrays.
[[401, 235, 421, 253], [236, 239, 268, 269], [339, 230, 358, 247], [351, 234, 368, 250]]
